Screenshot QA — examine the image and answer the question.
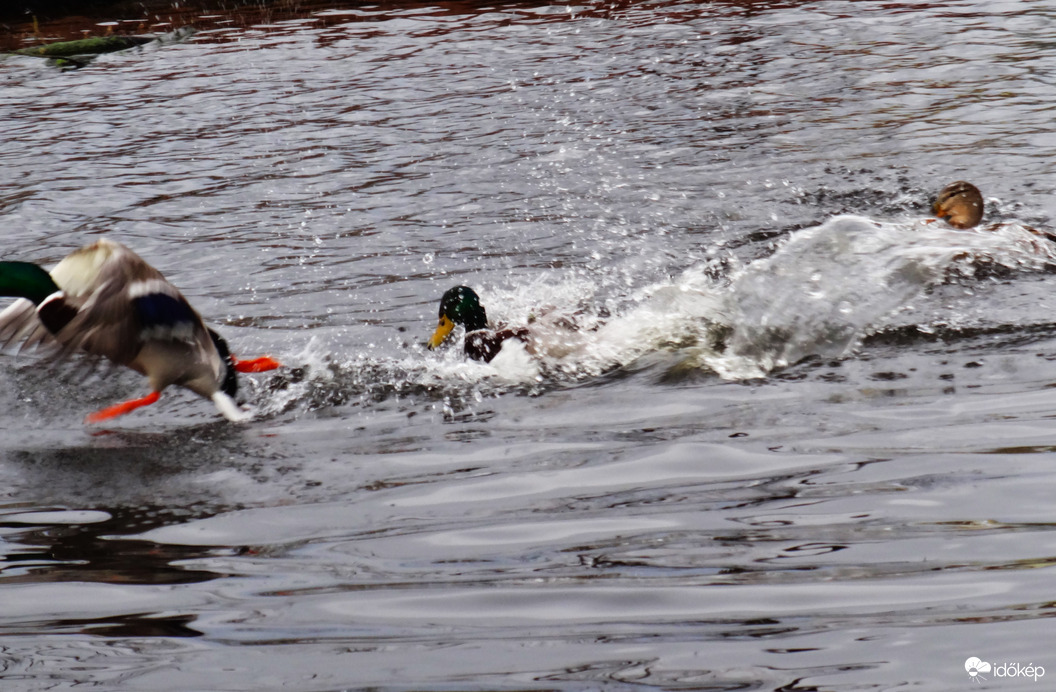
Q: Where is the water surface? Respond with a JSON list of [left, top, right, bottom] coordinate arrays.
[[2, 1, 1056, 689]]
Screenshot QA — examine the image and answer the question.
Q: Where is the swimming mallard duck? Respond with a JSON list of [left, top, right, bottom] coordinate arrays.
[[426, 286, 529, 362], [933, 181, 984, 229], [932, 180, 1056, 245], [0, 239, 280, 423]]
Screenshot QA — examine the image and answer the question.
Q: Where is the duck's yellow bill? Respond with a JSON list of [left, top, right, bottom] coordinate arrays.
[[428, 315, 455, 349]]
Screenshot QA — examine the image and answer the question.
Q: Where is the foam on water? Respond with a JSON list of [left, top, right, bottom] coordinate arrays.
[[1, 212, 1032, 424], [264, 214, 1056, 414], [716, 215, 1055, 374]]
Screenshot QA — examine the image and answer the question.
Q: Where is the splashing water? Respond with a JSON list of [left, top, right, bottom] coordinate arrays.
[[711, 215, 1056, 378], [257, 214, 1056, 416]]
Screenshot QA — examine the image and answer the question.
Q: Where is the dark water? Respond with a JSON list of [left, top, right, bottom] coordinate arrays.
[[2, 1, 1056, 689]]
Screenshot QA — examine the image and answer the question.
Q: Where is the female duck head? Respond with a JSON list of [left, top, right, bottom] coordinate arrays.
[[428, 286, 488, 349], [934, 181, 984, 229]]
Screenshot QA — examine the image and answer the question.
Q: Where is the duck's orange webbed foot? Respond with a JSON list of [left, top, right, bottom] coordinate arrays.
[[233, 356, 281, 373], [84, 391, 161, 424]]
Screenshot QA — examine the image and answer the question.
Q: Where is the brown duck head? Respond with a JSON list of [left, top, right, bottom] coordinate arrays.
[[933, 181, 984, 229]]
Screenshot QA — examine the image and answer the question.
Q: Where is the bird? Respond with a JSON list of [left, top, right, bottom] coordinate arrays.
[[426, 286, 529, 362], [933, 180, 984, 229], [932, 180, 1056, 245], [0, 239, 280, 423]]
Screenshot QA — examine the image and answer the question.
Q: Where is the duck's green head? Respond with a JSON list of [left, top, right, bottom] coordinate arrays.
[[0, 261, 60, 305], [934, 181, 984, 229], [428, 286, 488, 349]]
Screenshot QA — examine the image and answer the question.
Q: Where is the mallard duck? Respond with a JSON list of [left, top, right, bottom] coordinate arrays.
[[0, 239, 280, 423], [933, 181, 984, 229], [426, 286, 529, 362], [932, 180, 1056, 245]]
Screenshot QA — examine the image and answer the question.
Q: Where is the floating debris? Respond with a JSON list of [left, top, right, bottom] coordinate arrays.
[[13, 35, 155, 58]]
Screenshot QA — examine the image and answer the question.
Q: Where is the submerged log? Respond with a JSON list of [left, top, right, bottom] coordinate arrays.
[[14, 35, 154, 58]]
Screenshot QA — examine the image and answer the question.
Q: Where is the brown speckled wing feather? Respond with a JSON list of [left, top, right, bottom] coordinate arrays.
[[54, 244, 211, 367], [0, 298, 57, 355]]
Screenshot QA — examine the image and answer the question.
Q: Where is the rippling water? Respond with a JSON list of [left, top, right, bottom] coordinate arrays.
[[3, 1, 1056, 689]]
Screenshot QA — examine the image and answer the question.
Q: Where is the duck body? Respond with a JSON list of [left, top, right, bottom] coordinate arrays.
[[464, 326, 532, 363], [427, 286, 529, 362], [0, 239, 279, 422]]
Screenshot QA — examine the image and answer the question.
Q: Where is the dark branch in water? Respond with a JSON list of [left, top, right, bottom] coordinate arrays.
[[13, 35, 153, 57], [2, 50, 88, 68]]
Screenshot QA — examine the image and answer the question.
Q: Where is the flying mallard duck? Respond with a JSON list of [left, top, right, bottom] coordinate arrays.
[[933, 181, 984, 229], [426, 286, 529, 362], [0, 239, 280, 423]]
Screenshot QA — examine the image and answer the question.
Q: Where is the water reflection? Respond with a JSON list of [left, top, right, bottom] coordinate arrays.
[[0, 504, 227, 586]]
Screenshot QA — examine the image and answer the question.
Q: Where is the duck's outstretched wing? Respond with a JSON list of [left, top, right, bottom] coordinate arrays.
[[0, 298, 58, 355], [58, 277, 203, 365], [47, 242, 215, 367]]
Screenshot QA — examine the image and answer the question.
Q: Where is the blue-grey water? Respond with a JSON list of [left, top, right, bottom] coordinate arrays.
[[2, 1, 1056, 689]]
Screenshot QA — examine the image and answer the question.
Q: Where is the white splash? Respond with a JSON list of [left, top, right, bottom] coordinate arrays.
[[265, 214, 1056, 415], [710, 215, 1055, 378]]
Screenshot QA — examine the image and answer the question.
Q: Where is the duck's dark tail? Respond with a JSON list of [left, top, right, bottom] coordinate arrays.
[[207, 328, 240, 399]]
